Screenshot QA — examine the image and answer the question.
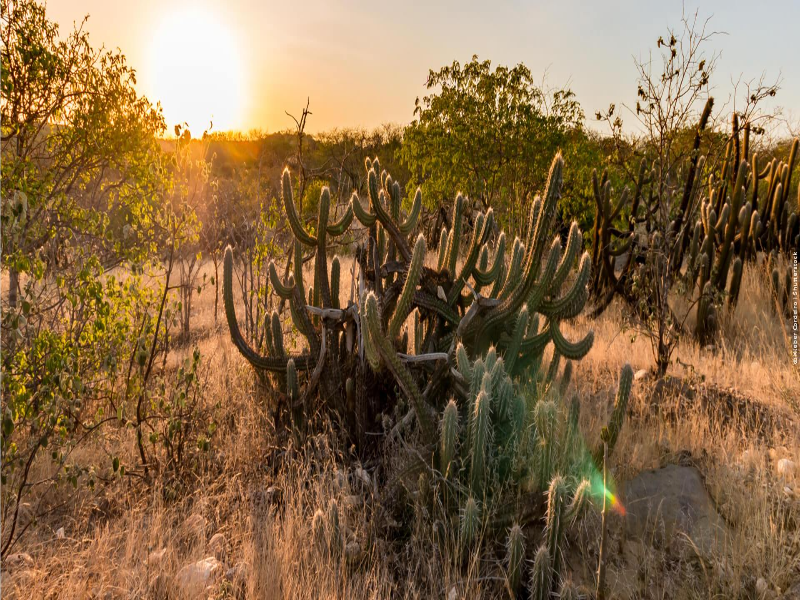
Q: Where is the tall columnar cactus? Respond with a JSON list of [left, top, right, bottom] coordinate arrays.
[[223, 153, 594, 454], [505, 524, 525, 596], [439, 399, 459, 478]]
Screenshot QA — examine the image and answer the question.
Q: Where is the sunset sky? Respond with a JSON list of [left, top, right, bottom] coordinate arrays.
[[48, 0, 800, 136]]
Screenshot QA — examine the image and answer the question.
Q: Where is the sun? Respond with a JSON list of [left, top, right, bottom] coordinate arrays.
[[148, 7, 245, 135]]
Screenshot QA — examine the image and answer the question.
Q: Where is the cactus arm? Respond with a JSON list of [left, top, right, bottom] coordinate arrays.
[[281, 168, 317, 246], [448, 210, 491, 304], [364, 292, 435, 441], [326, 204, 354, 236], [472, 232, 506, 286], [503, 305, 529, 373], [398, 188, 422, 235], [437, 228, 450, 271], [506, 525, 525, 595], [545, 475, 567, 581], [223, 246, 313, 372], [550, 321, 594, 360], [529, 545, 553, 600], [269, 261, 295, 300], [294, 240, 306, 303], [351, 193, 377, 227], [412, 291, 460, 325], [388, 234, 426, 340], [368, 169, 412, 262], [315, 187, 333, 309], [446, 194, 465, 276], [548, 222, 582, 294], [330, 256, 341, 310], [539, 252, 591, 319]]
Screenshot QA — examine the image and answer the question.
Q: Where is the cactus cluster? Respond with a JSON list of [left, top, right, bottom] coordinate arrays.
[[223, 153, 595, 451], [589, 99, 799, 340]]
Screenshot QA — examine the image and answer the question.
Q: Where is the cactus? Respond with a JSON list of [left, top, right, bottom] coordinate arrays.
[[440, 399, 459, 478], [545, 475, 568, 578], [529, 545, 552, 600], [505, 524, 525, 596], [223, 153, 594, 463], [593, 364, 633, 466], [460, 496, 480, 549], [469, 389, 492, 495], [587, 99, 798, 343]]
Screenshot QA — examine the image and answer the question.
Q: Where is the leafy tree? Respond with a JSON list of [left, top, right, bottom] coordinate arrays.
[[402, 56, 585, 235], [1, 0, 214, 556]]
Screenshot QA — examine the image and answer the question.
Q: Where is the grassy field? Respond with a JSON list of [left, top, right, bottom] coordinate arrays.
[[1, 254, 798, 600]]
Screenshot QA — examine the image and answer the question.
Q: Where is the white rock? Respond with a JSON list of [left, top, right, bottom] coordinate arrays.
[[345, 541, 361, 559], [354, 467, 371, 486], [777, 458, 796, 478], [224, 561, 248, 584], [208, 532, 226, 559], [4, 552, 34, 570], [175, 557, 222, 597], [634, 369, 648, 381], [756, 577, 768, 594], [55, 527, 65, 540], [182, 513, 206, 539], [447, 586, 459, 600]]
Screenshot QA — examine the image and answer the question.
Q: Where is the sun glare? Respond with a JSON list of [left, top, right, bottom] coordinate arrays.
[[148, 8, 245, 135]]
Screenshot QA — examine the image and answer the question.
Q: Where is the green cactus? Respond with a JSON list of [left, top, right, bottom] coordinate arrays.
[[505, 524, 525, 596], [469, 389, 492, 495], [389, 234, 426, 340], [529, 545, 552, 600], [440, 399, 459, 478], [460, 496, 480, 549], [593, 364, 633, 466]]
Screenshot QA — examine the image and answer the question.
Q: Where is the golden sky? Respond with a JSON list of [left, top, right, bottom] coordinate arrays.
[[47, 0, 799, 136]]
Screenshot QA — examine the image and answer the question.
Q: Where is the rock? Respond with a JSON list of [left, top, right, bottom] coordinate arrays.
[[634, 369, 648, 381], [345, 541, 361, 560], [447, 586, 459, 600], [55, 527, 65, 540], [777, 458, 796, 479], [756, 578, 768, 595], [4, 552, 34, 570], [181, 513, 206, 540], [354, 466, 371, 487], [622, 464, 728, 557], [224, 561, 248, 584], [175, 557, 222, 597], [208, 532, 226, 560]]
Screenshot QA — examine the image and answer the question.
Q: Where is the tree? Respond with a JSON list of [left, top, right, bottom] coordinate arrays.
[[402, 56, 585, 236], [1, 0, 212, 555]]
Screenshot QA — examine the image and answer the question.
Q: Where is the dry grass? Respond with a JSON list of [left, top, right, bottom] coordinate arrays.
[[2, 258, 798, 599]]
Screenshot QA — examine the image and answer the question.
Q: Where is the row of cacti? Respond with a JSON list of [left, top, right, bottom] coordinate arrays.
[[589, 98, 798, 340], [223, 152, 595, 453]]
